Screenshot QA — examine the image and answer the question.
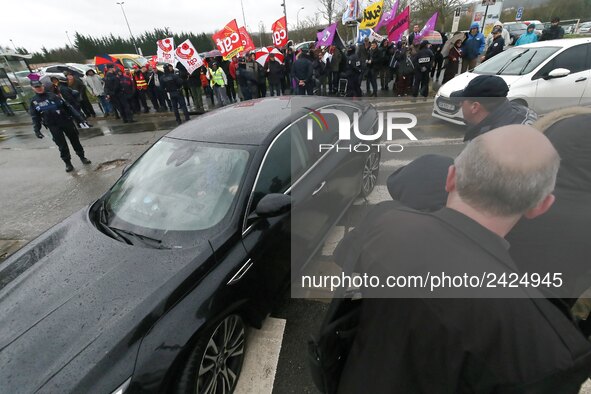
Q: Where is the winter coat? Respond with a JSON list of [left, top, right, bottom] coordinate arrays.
[[462, 22, 486, 60], [484, 35, 505, 61], [291, 56, 314, 83], [267, 60, 284, 84], [463, 99, 538, 141], [515, 30, 539, 46], [508, 110, 591, 303]]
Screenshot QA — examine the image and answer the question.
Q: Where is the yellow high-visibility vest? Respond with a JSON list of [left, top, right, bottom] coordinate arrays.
[[210, 68, 225, 88]]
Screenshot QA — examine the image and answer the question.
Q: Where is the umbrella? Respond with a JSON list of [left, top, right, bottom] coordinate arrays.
[[255, 47, 285, 66], [441, 32, 465, 58], [423, 31, 443, 45], [202, 50, 223, 59], [94, 54, 124, 73]]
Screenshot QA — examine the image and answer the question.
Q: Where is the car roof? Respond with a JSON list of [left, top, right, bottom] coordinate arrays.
[[518, 37, 591, 48], [167, 97, 365, 146]]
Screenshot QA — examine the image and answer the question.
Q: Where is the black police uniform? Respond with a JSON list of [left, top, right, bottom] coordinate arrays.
[[412, 46, 434, 97], [345, 49, 363, 98], [30, 91, 90, 170], [160, 69, 190, 124], [104, 71, 133, 123]]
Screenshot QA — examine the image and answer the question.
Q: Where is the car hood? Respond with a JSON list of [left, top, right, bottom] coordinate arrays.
[[0, 208, 214, 393], [437, 72, 525, 98]]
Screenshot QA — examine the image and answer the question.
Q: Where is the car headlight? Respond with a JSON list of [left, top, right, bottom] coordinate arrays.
[[111, 377, 131, 394]]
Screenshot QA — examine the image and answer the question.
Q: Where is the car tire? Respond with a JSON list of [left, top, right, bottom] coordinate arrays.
[[176, 314, 246, 394], [360, 151, 380, 197]]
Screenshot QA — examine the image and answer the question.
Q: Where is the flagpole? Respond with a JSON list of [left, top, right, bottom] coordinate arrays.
[[240, 0, 248, 28]]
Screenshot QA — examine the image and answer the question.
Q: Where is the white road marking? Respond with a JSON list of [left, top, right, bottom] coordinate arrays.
[[235, 317, 286, 394]]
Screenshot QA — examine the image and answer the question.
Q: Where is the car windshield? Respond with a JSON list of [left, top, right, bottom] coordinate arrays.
[[473, 47, 560, 75], [104, 138, 250, 236], [136, 57, 149, 67]]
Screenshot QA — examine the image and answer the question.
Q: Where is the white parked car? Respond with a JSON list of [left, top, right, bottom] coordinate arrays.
[[433, 38, 591, 125]]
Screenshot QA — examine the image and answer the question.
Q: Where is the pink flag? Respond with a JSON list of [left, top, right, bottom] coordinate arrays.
[[375, 0, 399, 32], [414, 12, 438, 42], [387, 6, 410, 43]]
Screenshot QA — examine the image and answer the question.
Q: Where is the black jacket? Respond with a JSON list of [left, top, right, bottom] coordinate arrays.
[[464, 99, 538, 141], [367, 47, 382, 70], [291, 57, 313, 83], [346, 53, 362, 77], [160, 71, 183, 93], [541, 25, 565, 41], [484, 36, 505, 61], [508, 114, 591, 303], [267, 60, 284, 84], [29, 92, 83, 132], [336, 203, 591, 394], [236, 65, 256, 87], [413, 47, 434, 72], [103, 72, 121, 96]]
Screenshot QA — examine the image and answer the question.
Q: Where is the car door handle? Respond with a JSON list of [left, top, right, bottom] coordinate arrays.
[[227, 259, 253, 285], [312, 181, 326, 196], [576, 77, 587, 83]]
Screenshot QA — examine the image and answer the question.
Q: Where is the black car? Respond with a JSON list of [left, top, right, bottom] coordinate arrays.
[[0, 97, 380, 394]]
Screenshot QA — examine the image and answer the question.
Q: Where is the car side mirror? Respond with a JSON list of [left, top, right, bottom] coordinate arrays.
[[122, 164, 131, 176], [545, 68, 571, 79], [253, 194, 291, 219]]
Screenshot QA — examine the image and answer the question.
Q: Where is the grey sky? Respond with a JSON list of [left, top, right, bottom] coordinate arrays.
[[1, 0, 347, 52]]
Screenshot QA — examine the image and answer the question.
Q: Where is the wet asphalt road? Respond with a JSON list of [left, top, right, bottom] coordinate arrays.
[[0, 98, 467, 392]]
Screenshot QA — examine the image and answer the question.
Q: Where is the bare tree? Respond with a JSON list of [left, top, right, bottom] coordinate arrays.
[[318, 0, 345, 25], [411, 0, 464, 31]]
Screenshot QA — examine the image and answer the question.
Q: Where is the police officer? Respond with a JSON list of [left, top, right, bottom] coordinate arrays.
[[104, 64, 134, 123], [29, 79, 91, 172], [345, 45, 363, 97], [161, 64, 190, 125], [412, 40, 434, 98]]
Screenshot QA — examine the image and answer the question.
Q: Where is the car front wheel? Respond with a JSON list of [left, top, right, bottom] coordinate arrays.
[[176, 314, 246, 394], [361, 151, 380, 197]]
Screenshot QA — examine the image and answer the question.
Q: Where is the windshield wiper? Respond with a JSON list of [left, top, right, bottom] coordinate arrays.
[[96, 199, 134, 246], [497, 49, 529, 75], [519, 50, 537, 75], [109, 227, 167, 249]]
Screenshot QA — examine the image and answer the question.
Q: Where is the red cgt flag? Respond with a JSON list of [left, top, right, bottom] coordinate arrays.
[[272, 16, 289, 47], [239, 26, 256, 53], [212, 19, 245, 60]]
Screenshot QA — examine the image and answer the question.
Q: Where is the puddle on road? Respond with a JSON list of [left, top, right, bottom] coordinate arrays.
[[95, 159, 128, 172]]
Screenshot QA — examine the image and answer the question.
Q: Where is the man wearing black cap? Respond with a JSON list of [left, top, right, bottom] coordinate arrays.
[[450, 75, 537, 141], [29, 80, 91, 172], [482, 26, 505, 62]]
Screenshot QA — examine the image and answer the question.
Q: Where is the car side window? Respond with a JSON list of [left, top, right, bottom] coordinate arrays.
[[122, 59, 136, 69], [47, 67, 59, 73], [537, 44, 589, 77], [249, 125, 309, 214]]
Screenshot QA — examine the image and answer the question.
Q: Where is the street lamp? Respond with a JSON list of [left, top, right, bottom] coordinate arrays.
[[9, 39, 17, 53], [116, 2, 140, 55], [297, 7, 305, 30], [65, 31, 73, 47]]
